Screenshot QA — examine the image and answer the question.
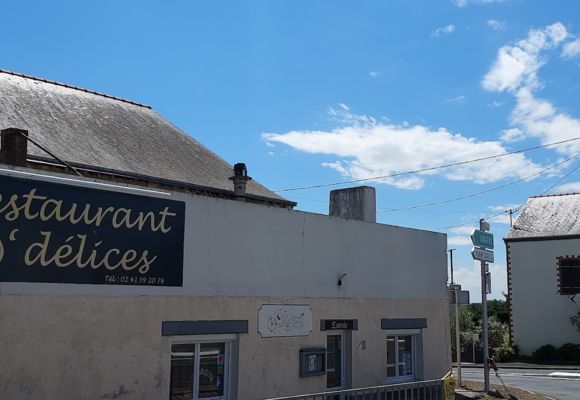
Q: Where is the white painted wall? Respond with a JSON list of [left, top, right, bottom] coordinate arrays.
[[0, 295, 450, 400], [508, 239, 580, 355], [0, 167, 451, 400], [0, 167, 448, 300]]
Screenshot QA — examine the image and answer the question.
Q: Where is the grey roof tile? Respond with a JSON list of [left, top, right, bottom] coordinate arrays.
[[0, 70, 287, 203], [506, 193, 580, 239]]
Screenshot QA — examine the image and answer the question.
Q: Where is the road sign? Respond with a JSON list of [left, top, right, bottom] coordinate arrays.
[[471, 229, 494, 249], [472, 247, 494, 263]]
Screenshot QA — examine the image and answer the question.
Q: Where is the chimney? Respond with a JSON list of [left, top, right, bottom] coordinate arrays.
[[329, 186, 376, 223], [0, 128, 28, 167], [229, 162, 252, 195]]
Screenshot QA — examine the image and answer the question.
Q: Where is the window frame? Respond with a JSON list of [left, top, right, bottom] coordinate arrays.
[[557, 256, 580, 295], [385, 329, 419, 384], [170, 334, 236, 400]]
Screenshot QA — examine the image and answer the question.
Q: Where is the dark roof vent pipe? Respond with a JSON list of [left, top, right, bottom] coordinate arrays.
[[229, 162, 252, 195], [0, 128, 28, 167]]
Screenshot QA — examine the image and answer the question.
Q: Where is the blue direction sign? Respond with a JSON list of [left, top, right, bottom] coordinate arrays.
[[471, 247, 494, 263], [471, 229, 494, 249]]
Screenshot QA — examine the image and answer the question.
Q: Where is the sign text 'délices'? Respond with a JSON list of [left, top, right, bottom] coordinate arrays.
[[0, 175, 185, 286]]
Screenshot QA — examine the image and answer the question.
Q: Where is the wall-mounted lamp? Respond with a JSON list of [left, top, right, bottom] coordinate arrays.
[[337, 273, 347, 287]]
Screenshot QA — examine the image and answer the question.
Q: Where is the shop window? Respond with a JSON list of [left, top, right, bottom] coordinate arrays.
[[170, 341, 229, 400], [558, 257, 580, 295], [386, 335, 415, 382]]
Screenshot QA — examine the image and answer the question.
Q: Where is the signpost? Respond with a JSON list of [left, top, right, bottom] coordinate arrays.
[[471, 230, 494, 249], [471, 248, 494, 263], [471, 219, 493, 394]]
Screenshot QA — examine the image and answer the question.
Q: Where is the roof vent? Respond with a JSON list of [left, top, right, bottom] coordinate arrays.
[[0, 128, 28, 167], [229, 162, 252, 195]]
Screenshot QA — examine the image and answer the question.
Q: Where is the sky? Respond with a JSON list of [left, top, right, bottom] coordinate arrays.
[[2, 0, 580, 301]]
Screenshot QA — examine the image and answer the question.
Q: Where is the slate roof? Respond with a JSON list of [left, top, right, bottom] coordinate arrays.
[[0, 69, 291, 205], [506, 193, 580, 240]]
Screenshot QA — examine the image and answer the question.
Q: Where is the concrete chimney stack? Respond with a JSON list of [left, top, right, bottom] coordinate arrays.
[[229, 162, 252, 196], [0, 128, 28, 167], [329, 186, 376, 223]]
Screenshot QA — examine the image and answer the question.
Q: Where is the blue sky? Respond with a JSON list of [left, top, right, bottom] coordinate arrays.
[[2, 0, 580, 300]]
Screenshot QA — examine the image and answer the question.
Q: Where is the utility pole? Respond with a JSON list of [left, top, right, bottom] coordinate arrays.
[[480, 219, 490, 393], [448, 249, 455, 284], [507, 208, 515, 227], [448, 248, 461, 386]]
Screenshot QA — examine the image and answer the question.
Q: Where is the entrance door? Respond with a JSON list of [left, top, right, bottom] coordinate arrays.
[[326, 334, 344, 389]]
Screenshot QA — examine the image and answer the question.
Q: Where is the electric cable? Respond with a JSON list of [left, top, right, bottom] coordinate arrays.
[[440, 157, 580, 231], [380, 154, 579, 213], [273, 136, 580, 193]]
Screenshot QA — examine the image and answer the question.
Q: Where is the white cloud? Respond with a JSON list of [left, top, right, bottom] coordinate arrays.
[[369, 70, 380, 77], [482, 22, 580, 156], [500, 127, 526, 142], [487, 19, 506, 31], [487, 213, 512, 225], [454, 263, 507, 301], [448, 236, 473, 246], [562, 38, 580, 59], [488, 203, 520, 212], [453, 0, 508, 7], [450, 226, 477, 235], [488, 100, 504, 108], [551, 181, 580, 194], [431, 24, 455, 38], [482, 23, 567, 92], [263, 106, 543, 190], [446, 95, 466, 103], [511, 87, 580, 155], [448, 226, 477, 247]]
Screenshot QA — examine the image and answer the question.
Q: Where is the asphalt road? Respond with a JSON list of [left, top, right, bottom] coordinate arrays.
[[456, 367, 580, 400]]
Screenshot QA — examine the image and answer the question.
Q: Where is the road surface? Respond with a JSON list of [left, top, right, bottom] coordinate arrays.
[[456, 367, 580, 400]]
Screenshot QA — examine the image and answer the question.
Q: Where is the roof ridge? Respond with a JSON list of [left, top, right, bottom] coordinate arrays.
[[530, 192, 580, 199], [0, 68, 152, 109]]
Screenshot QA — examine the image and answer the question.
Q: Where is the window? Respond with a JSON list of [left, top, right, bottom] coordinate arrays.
[[170, 340, 230, 400], [386, 335, 415, 382], [558, 257, 580, 295]]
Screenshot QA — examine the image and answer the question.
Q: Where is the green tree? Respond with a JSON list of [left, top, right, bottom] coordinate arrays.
[[450, 306, 479, 354]]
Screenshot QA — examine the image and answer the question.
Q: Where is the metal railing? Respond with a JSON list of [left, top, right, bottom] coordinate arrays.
[[263, 377, 448, 400]]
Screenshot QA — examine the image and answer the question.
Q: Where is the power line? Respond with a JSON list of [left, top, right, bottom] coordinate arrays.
[[440, 157, 580, 231], [273, 136, 580, 193], [380, 153, 579, 213], [539, 160, 580, 195]]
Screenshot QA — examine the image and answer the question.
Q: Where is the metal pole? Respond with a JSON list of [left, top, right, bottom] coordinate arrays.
[[480, 221, 490, 393], [450, 249, 454, 284], [455, 287, 461, 386]]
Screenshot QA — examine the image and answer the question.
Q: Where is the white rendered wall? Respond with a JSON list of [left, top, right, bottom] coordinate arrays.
[[0, 167, 448, 300], [0, 167, 450, 400], [508, 239, 580, 355]]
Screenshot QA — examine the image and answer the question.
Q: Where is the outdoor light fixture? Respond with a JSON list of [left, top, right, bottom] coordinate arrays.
[[337, 273, 347, 287]]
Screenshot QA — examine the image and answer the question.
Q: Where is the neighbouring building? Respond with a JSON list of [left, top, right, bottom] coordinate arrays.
[[0, 70, 451, 400], [505, 193, 580, 355]]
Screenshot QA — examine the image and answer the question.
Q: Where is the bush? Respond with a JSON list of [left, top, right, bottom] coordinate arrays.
[[494, 345, 518, 362], [532, 344, 557, 362], [557, 343, 580, 361]]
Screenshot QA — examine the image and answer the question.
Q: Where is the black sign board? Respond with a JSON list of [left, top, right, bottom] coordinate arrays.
[[0, 174, 185, 286], [320, 319, 358, 331], [299, 348, 326, 377]]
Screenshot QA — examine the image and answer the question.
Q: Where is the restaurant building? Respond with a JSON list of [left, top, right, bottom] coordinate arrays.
[[0, 70, 451, 400]]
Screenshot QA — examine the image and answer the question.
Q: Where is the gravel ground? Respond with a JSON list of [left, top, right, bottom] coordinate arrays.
[[461, 380, 550, 400]]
